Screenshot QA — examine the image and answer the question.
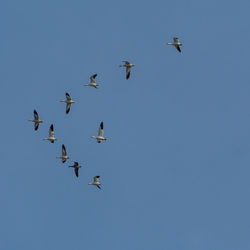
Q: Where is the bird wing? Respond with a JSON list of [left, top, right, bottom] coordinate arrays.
[[96, 185, 101, 189], [34, 122, 39, 131], [90, 74, 97, 83], [176, 45, 181, 53], [74, 168, 79, 177], [126, 67, 131, 80], [98, 122, 104, 137], [66, 103, 71, 114], [173, 37, 179, 43], [49, 124, 54, 137], [123, 61, 130, 65], [34, 110, 39, 120], [65, 93, 71, 101], [62, 144, 67, 156]]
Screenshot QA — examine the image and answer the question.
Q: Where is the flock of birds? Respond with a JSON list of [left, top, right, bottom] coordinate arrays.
[[28, 37, 183, 190]]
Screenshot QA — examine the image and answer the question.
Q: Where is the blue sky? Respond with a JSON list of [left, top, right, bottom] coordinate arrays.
[[1, 0, 250, 249]]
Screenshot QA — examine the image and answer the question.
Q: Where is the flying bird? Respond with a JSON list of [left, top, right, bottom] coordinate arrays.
[[167, 37, 183, 53], [84, 74, 99, 88], [120, 61, 135, 79], [56, 144, 69, 163], [43, 124, 57, 143], [91, 122, 108, 143], [88, 176, 101, 189], [69, 161, 82, 177], [60, 93, 75, 114], [28, 110, 43, 131]]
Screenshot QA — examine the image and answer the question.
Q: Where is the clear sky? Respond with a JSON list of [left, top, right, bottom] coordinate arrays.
[[1, 0, 250, 249]]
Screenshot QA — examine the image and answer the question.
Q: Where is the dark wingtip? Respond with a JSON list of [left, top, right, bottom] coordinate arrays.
[[100, 121, 103, 129], [50, 124, 54, 130], [96, 175, 100, 178]]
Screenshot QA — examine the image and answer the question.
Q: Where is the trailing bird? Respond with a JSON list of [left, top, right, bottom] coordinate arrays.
[[43, 124, 57, 143], [91, 121, 108, 143], [56, 144, 69, 163], [69, 161, 82, 177], [28, 110, 43, 131], [88, 176, 101, 189], [167, 37, 183, 53], [120, 61, 135, 79], [84, 74, 99, 88], [60, 93, 75, 114]]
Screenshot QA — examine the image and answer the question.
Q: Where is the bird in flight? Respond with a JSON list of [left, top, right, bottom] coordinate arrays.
[[43, 124, 57, 143], [88, 176, 101, 189], [167, 37, 183, 53], [69, 161, 82, 177], [91, 121, 108, 143], [56, 144, 69, 163], [120, 61, 135, 80], [28, 110, 43, 131], [84, 74, 99, 88], [60, 93, 75, 114]]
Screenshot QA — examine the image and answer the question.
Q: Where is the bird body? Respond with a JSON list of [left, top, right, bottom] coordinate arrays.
[[84, 74, 99, 88], [43, 124, 57, 143], [88, 176, 101, 189], [120, 61, 135, 79], [167, 37, 183, 53], [60, 93, 75, 114], [69, 161, 82, 177], [28, 110, 43, 131], [91, 122, 108, 143], [56, 144, 69, 163]]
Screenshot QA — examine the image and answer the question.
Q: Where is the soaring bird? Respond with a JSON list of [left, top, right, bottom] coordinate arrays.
[[84, 74, 99, 88], [167, 37, 183, 53], [60, 93, 75, 114], [69, 161, 82, 177], [120, 61, 135, 79], [28, 110, 43, 131], [91, 122, 108, 143], [88, 176, 101, 189], [43, 124, 57, 143], [56, 144, 69, 163]]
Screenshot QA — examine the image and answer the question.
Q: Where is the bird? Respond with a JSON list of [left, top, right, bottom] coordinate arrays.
[[91, 121, 108, 143], [69, 161, 82, 177], [120, 61, 135, 79], [43, 124, 57, 143], [56, 144, 69, 163], [84, 74, 99, 88], [28, 110, 43, 131], [88, 176, 101, 189], [60, 93, 75, 114], [167, 37, 183, 53]]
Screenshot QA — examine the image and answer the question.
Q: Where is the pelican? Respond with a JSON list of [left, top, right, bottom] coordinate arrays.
[[84, 74, 99, 88], [69, 161, 82, 177], [43, 124, 57, 143], [88, 176, 101, 189], [120, 61, 135, 79], [60, 93, 75, 114], [28, 110, 43, 131], [91, 122, 108, 143], [56, 144, 69, 163], [167, 37, 183, 53]]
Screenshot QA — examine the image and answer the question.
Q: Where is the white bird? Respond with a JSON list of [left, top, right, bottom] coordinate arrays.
[[84, 74, 99, 88], [60, 93, 75, 114], [69, 161, 82, 178], [28, 110, 43, 131], [167, 37, 183, 53], [88, 176, 101, 189], [120, 61, 135, 79], [91, 121, 108, 143], [56, 144, 69, 163], [43, 124, 57, 143]]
